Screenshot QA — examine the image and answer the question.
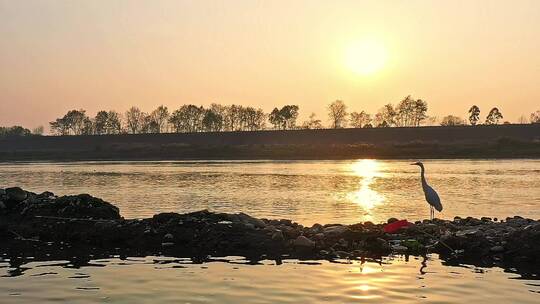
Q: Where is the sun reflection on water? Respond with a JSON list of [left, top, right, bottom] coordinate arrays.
[[348, 160, 385, 216]]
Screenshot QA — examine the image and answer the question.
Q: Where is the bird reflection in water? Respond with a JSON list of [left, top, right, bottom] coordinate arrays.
[[348, 160, 385, 219]]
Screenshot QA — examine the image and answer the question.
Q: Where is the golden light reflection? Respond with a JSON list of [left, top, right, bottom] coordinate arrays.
[[348, 160, 385, 212]]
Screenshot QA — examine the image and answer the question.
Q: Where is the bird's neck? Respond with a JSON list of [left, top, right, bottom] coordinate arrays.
[[420, 166, 427, 186]]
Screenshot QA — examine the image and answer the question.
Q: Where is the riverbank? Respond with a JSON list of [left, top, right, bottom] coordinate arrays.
[[1, 187, 539, 272], [1, 124, 540, 161]]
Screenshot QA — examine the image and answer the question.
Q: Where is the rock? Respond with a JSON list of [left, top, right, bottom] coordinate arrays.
[[17, 194, 121, 220], [0, 188, 6, 196], [367, 238, 390, 254], [238, 213, 266, 228], [161, 242, 175, 248], [294, 236, 315, 248], [0, 201, 5, 210], [5, 187, 27, 207], [271, 231, 284, 241], [490, 245, 505, 253], [391, 245, 409, 252], [308, 223, 323, 234], [244, 223, 256, 230], [281, 226, 300, 239], [387, 217, 399, 224], [163, 233, 174, 241], [323, 225, 348, 238], [456, 229, 482, 237]]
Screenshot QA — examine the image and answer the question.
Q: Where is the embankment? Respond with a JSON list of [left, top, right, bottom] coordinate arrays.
[[1, 124, 540, 160]]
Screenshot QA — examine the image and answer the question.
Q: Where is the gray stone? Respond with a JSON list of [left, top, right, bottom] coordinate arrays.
[[456, 229, 482, 237], [294, 236, 315, 248], [323, 225, 348, 238], [238, 213, 266, 228], [391, 245, 408, 252], [0, 201, 5, 209], [271, 231, 284, 241], [163, 233, 174, 241], [161, 242, 175, 248], [490, 245, 505, 253], [5, 187, 27, 203]]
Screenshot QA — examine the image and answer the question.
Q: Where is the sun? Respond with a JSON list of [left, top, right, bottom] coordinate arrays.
[[345, 40, 388, 76]]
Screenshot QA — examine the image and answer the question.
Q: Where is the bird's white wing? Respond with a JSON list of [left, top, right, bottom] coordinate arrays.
[[424, 184, 443, 212]]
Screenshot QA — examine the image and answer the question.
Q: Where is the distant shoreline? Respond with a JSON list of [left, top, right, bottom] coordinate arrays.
[[1, 124, 539, 161]]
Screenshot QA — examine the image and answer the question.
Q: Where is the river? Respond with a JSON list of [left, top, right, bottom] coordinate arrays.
[[1, 159, 539, 303]]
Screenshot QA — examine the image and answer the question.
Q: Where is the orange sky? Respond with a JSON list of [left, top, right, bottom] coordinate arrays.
[[1, 0, 539, 129]]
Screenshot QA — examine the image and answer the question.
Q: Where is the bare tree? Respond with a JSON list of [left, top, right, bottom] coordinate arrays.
[[202, 109, 223, 132], [350, 111, 371, 128], [328, 100, 348, 128], [376, 104, 397, 127], [32, 126, 44, 135], [302, 113, 323, 129], [94, 111, 109, 135], [151, 105, 169, 133], [395, 96, 428, 127], [530, 110, 540, 124], [106, 111, 122, 134], [440, 115, 466, 126], [517, 115, 529, 124], [125, 106, 145, 134]]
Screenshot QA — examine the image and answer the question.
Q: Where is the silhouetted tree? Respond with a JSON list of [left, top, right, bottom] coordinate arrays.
[[302, 113, 323, 129], [395, 96, 428, 127], [105, 111, 122, 134], [202, 109, 223, 132], [350, 111, 371, 128], [0, 126, 32, 137], [485, 107, 503, 125], [81, 116, 94, 135], [269, 108, 283, 129], [328, 100, 348, 128], [279, 105, 299, 129], [140, 114, 159, 133], [440, 115, 466, 126], [151, 105, 169, 133], [125, 106, 145, 134], [49, 109, 89, 135], [529, 112, 540, 123], [517, 115, 528, 124], [468, 105, 481, 125], [168, 105, 205, 133], [94, 111, 109, 135], [375, 104, 396, 127], [32, 126, 44, 135]]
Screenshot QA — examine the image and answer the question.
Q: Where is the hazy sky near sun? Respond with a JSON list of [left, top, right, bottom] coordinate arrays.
[[1, 0, 539, 128]]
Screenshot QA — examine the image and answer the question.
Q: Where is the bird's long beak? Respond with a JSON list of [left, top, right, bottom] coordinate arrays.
[[410, 163, 417, 165]]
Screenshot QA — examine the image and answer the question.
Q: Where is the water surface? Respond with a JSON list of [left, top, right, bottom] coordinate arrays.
[[1, 159, 539, 225], [1, 255, 539, 304]]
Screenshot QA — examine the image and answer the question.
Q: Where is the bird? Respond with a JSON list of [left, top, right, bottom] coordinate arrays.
[[411, 161, 442, 220]]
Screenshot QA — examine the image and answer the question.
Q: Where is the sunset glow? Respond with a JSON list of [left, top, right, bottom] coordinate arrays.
[[345, 40, 388, 76]]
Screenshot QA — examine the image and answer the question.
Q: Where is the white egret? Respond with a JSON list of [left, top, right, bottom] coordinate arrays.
[[411, 162, 442, 220]]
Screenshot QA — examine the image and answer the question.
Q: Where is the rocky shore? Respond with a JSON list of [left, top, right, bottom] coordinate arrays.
[[1, 187, 539, 272]]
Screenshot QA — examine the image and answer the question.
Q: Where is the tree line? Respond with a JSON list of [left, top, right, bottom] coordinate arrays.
[[2, 97, 540, 137], [45, 99, 540, 136]]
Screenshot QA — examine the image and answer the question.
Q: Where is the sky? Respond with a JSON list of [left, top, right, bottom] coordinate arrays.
[[1, 0, 539, 129]]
